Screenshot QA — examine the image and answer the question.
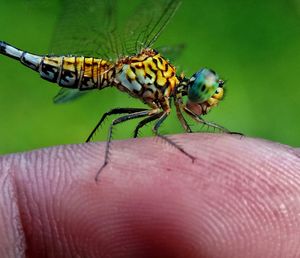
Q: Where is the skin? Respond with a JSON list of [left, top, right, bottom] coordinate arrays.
[[0, 133, 300, 258]]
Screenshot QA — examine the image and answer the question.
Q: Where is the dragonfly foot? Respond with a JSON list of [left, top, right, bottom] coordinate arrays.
[[191, 155, 197, 163], [157, 134, 196, 163], [95, 162, 108, 182], [179, 148, 196, 163], [229, 131, 244, 139]]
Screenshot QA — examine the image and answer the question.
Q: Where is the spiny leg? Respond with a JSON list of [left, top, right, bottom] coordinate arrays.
[[174, 98, 192, 133], [152, 112, 196, 162], [96, 109, 155, 181], [86, 108, 147, 142], [184, 107, 230, 132], [184, 107, 243, 136], [133, 112, 162, 138]]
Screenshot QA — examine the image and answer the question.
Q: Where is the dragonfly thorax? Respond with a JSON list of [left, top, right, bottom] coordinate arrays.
[[114, 48, 179, 108]]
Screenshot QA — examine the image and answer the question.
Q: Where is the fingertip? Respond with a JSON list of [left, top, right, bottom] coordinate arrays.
[[3, 134, 300, 257]]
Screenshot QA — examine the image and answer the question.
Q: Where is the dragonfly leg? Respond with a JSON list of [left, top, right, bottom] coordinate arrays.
[[174, 98, 192, 133], [86, 108, 147, 142], [152, 112, 196, 162], [96, 109, 154, 181], [184, 107, 243, 135], [133, 112, 163, 138]]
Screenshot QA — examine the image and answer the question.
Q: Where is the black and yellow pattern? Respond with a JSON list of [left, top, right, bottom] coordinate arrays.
[[114, 49, 178, 109], [40, 56, 114, 90], [0, 41, 226, 117]]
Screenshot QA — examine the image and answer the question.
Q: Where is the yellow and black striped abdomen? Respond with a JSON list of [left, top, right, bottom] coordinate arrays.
[[40, 56, 115, 90]]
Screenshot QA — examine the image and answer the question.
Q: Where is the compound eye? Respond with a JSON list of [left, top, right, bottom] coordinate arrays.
[[187, 68, 220, 103]]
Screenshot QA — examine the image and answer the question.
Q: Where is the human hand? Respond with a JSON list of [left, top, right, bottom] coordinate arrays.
[[0, 134, 299, 258]]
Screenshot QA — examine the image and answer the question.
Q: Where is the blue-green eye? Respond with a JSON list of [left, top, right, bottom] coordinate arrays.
[[187, 68, 221, 103]]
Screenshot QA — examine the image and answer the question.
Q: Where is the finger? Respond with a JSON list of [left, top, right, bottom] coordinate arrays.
[[0, 159, 26, 257], [0, 134, 299, 258]]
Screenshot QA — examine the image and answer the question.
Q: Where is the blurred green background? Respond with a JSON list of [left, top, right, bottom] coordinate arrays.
[[0, 0, 299, 155]]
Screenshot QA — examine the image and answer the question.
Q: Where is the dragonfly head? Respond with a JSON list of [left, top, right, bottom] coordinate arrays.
[[186, 68, 225, 115]]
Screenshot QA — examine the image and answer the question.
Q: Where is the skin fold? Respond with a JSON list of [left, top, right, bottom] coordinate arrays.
[[0, 133, 299, 258]]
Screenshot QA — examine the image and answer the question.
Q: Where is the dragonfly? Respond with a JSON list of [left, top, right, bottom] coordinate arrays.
[[0, 0, 236, 180]]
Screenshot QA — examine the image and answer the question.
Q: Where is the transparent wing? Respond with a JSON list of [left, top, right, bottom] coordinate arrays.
[[53, 88, 88, 104], [123, 0, 181, 56], [50, 0, 120, 103], [156, 43, 185, 63], [50, 0, 121, 59], [50, 0, 182, 103], [51, 0, 181, 57]]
